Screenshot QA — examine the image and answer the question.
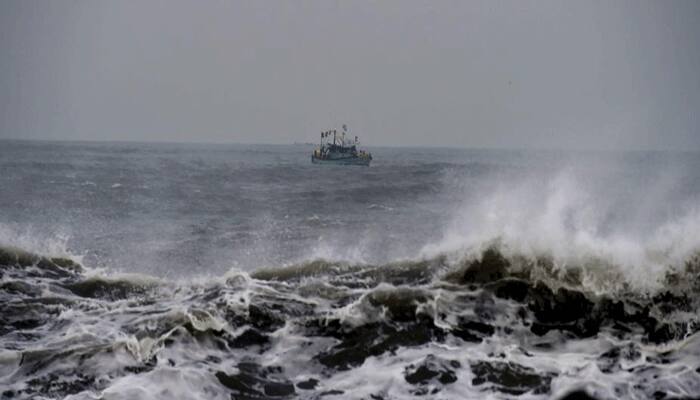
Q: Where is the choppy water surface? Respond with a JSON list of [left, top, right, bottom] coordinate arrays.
[[1, 140, 700, 399]]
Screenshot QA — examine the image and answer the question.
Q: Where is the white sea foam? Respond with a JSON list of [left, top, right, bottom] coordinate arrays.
[[421, 166, 700, 291], [0, 223, 81, 263]]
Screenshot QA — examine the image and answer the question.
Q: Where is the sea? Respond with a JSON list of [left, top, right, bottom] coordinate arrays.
[[1, 140, 699, 399]]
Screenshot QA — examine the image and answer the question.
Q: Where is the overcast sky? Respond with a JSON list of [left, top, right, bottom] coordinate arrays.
[[1, 0, 699, 150]]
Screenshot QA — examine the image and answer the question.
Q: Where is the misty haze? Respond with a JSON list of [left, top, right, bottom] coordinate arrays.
[[1, 1, 699, 400]]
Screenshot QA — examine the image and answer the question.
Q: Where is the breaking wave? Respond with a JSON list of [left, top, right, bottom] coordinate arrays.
[[2, 242, 700, 400], [420, 166, 700, 293]]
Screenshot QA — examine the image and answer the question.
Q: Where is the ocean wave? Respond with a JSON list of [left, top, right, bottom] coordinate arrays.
[[2, 244, 700, 399], [420, 167, 700, 293]]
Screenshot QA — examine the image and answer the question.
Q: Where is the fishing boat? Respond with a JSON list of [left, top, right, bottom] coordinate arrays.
[[311, 125, 372, 166]]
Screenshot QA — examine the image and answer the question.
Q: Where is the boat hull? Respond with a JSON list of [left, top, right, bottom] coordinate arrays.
[[311, 155, 370, 166]]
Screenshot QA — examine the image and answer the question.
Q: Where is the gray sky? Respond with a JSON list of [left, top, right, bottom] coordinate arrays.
[[1, 0, 699, 150]]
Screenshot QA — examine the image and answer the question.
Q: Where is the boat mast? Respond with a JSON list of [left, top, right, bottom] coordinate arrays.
[[342, 124, 347, 147]]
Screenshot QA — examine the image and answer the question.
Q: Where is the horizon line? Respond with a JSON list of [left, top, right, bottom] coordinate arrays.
[[0, 136, 698, 154]]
